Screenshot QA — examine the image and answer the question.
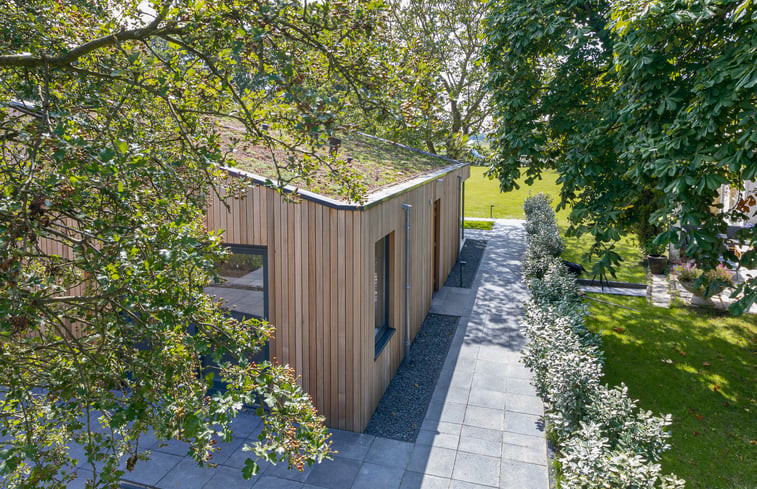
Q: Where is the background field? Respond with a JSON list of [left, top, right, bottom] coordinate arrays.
[[465, 166, 645, 283]]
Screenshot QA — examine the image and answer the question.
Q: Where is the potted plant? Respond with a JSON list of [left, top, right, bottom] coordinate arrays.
[[641, 238, 668, 275], [675, 262, 734, 305]]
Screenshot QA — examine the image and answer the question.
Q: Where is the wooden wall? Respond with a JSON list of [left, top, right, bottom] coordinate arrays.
[[207, 164, 469, 431]]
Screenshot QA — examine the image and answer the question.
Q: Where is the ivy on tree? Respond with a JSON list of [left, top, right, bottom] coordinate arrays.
[[0, 0, 392, 487], [486, 0, 757, 313]]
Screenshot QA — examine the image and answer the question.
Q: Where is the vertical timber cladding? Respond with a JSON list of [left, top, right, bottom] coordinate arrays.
[[206, 164, 468, 432], [362, 165, 469, 431]]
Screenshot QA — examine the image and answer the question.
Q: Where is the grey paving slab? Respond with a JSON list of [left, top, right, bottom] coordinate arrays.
[[451, 451, 500, 487], [464, 406, 505, 431], [457, 436, 501, 458], [264, 460, 315, 482], [505, 393, 544, 416], [202, 465, 257, 489], [121, 451, 183, 486], [501, 442, 546, 466], [252, 475, 304, 488], [399, 472, 451, 489], [467, 389, 507, 410], [406, 445, 457, 478], [329, 429, 375, 461], [416, 429, 460, 450], [365, 437, 414, 468], [503, 412, 544, 438], [304, 457, 361, 488], [156, 458, 216, 489], [449, 480, 497, 489], [499, 460, 549, 489], [460, 425, 502, 443], [352, 462, 405, 489]]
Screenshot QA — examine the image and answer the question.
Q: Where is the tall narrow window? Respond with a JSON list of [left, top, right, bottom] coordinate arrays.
[[374, 234, 394, 357]]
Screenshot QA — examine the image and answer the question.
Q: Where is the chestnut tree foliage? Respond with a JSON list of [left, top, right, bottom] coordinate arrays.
[[486, 0, 757, 312], [0, 0, 393, 487]]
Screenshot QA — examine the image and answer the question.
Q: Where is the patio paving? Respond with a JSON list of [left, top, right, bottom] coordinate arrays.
[[68, 220, 548, 489]]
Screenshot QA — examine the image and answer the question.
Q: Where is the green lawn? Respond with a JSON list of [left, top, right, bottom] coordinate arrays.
[[463, 166, 646, 282], [586, 295, 757, 489], [463, 220, 494, 230], [464, 166, 568, 222], [561, 227, 646, 284]]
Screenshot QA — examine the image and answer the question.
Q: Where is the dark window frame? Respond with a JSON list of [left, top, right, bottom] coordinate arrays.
[[374, 234, 395, 359]]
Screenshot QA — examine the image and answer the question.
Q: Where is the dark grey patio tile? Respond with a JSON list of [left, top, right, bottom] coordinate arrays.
[[352, 462, 405, 489], [505, 378, 536, 397], [152, 438, 191, 457], [451, 451, 500, 487], [202, 465, 257, 489], [501, 442, 546, 466], [222, 443, 267, 470], [399, 472, 451, 489], [464, 406, 504, 431], [263, 460, 314, 482], [229, 411, 263, 439], [365, 437, 414, 468], [505, 394, 543, 416], [304, 457, 360, 489], [329, 429, 375, 461], [155, 458, 215, 489], [211, 436, 246, 465], [252, 475, 304, 488], [499, 460, 548, 489], [121, 451, 183, 486], [67, 468, 93, 489], [415, 430, 459, 450], [503, 413, 543, 438], [406, 445, 457, 478], [457, 436, 501, 458]]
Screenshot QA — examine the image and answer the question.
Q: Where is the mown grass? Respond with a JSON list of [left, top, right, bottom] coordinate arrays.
[[561, 227, 647, 284], [464, 166, 568, 222], [585, 295, 757, 489], [466, 166, 647, 282], [463, 220, 494, 230]]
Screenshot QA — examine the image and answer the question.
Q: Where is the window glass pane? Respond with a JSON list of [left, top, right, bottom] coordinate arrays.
[[205, 248, 266, 319], [374, 238, 386, 337]]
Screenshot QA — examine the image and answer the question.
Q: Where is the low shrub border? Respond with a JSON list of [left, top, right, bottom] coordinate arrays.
[[521, 194, 685, 489]]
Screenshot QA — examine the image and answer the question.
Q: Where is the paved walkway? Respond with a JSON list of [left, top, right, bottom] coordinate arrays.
[[69, 220, 548, 489]]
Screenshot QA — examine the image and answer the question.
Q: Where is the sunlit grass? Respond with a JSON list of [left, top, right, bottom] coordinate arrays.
[[561, 227, 646, 284], [585, 295, 757, 489], [464, 167, 568, 222]]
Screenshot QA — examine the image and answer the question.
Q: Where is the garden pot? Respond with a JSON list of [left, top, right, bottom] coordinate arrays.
[[647, 254, 668, 275], [690, 294, 714, 307]]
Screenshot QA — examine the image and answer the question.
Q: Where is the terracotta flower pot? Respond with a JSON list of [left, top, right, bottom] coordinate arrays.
[[647, 254, 668, 275]]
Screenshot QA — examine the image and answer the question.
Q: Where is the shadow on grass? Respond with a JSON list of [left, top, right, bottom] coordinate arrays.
[[585, 294, 757, 489]]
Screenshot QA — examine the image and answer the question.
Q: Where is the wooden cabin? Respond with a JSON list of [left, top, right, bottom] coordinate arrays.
[[205, 133, 470, 432]]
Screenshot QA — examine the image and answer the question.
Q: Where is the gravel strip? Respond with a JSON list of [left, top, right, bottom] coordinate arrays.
[[444, 239, 487, 288], [364, 314, 459, 442]]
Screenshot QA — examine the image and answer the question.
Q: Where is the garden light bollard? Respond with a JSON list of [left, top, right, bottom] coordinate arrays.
[[490, 204, 494, 218]]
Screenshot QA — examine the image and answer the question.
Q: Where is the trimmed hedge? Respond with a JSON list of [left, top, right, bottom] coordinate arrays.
[[521, 194, 684, 489]]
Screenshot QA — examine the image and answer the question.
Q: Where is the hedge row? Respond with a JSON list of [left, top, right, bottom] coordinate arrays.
[[521, 194, 684, 489]]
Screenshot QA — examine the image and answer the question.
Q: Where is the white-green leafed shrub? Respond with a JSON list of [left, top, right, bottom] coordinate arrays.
[[560, 423, 686, 489], [521, 197, 684, 488], [586, 385, 674, 463]]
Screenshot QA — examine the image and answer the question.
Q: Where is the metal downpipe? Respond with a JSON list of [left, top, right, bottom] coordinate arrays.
[[402, 203, 412, 361]]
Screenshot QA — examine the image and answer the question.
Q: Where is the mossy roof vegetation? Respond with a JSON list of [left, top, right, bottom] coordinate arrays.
[[217, 120, 464, 202]]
